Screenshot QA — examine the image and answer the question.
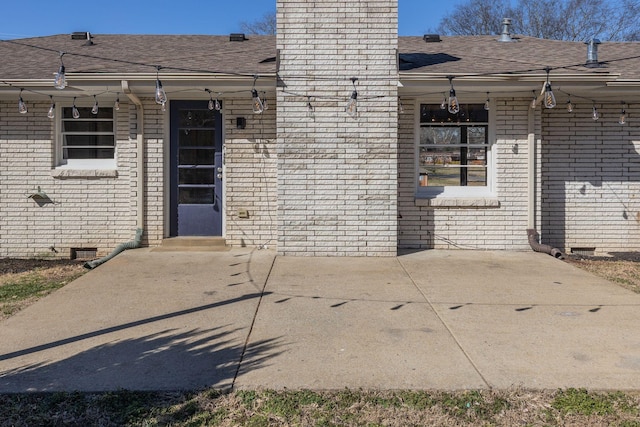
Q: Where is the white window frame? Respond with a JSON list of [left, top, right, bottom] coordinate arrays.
[[415, 99, 496, 199], [55, 103, 117, 170]]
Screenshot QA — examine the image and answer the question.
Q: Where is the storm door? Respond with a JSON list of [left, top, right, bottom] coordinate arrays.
[[170, 101, 223, 236]]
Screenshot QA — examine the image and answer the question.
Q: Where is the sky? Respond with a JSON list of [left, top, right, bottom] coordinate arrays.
[[0, 1, 454, 40]]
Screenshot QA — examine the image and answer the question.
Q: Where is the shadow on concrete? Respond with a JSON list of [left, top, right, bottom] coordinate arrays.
[[0, 326, 284, 392], [0, 291, 283, 392], [0, 292, 271, 362]]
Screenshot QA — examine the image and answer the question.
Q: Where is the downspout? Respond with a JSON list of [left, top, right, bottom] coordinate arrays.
[[84, 81, 145, 269], [526, 97, 563, 259]]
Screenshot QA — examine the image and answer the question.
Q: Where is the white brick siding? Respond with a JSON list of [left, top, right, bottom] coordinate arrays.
[[0, 101, 136, 258], [276, 0, 399, 256], [223, 96, 278, 248], [398, 98, 536, 251], [541, 103, 640, 254]]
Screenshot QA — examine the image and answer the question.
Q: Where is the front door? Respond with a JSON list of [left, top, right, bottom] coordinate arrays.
[[170, 101, 223, 236]]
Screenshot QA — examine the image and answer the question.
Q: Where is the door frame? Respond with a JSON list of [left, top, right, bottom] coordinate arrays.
[[168, 100, 223, 237]]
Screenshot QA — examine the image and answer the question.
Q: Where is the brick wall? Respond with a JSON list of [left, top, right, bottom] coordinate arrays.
[[276, 0, 399, 256], [223, 96, 278, 248], [398, 98, 535, 250], [541, 103, 640, 254], [0, 100, 136, 258]]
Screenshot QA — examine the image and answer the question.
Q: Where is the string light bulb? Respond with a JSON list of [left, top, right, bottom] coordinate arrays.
[[54, 52, 66, 90], [114, 93, 120, 111], [484, 92, 490, 110], [91, 95, 99, 115], [251, 89, 264, 114], [72, 97, 80, 119], [619, 102, 627, 125], [447, 76, 459, 114], [440, 93, 447, 110], [592, 103, 599, 121], [543, 67, 556, 109], [154, 66, 167, 105], [346, 77, 358, 118], [566, 97, 574, 113], [18, 89, 27, 114], [47, 95, 55, 119]]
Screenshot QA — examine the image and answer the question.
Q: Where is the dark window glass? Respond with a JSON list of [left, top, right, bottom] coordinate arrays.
[[61, 107, 115, 160], [418, 104, 488, 188]]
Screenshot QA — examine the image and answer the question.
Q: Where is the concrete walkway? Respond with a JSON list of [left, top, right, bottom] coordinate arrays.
[[0, 248, 639, 392]]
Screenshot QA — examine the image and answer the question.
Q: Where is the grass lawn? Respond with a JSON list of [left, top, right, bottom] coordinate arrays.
[[1, 255, 639, 426]]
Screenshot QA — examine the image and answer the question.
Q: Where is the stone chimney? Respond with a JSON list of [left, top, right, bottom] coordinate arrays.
[[276, 1, 399, 256]]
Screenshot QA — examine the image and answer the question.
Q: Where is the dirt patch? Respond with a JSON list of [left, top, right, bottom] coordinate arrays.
[[0, 258, 86, 319], [564, 253, 640, 293]]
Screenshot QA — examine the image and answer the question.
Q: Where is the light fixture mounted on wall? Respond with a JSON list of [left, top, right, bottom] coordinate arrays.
[[346, 77, 358, 117]]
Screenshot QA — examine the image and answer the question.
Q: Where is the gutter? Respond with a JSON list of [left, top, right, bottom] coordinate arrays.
[[83, 80, 145, 269], [526, 105, 563, 259]]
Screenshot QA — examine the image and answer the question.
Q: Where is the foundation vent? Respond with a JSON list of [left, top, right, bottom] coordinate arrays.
[[570, 247, 596, 257], [71, 248, 97, 260]]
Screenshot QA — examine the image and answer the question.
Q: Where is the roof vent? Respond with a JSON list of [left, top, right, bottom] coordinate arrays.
[[71, 31, 93, 45], [497, 18, 514, 42], [423, 34, 441, 43], [230, 33, 247, 42], [585, 38, 601, 67]]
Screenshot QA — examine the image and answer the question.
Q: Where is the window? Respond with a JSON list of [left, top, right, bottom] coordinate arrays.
[[418, 104, 491, 196], [58, 107, 115, 168]]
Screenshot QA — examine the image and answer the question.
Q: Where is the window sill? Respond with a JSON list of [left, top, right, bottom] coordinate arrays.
[[415, 197, 500, 208], [51, 169, 118, 179]]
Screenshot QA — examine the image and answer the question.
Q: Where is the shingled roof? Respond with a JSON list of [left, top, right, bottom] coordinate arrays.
[[0, 34, 277, 80], [1, 33, 640, 83], [398, 35, 640, 80]]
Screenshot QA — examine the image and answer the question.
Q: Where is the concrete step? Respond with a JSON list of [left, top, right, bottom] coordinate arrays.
[[151, 237, 229, 252]]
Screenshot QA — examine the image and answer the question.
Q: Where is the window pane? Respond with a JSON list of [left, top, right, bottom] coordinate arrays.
[[418, 104, 489, 189], [419, 166, 461, 186], [61, 107, 114, 161], [179, 110, 217, 128], [467, 167, 487, 186], [468, 147, 487, 164], [64, 148, 114, 159], [179, 169, 214, 185], [179, 149, 215, 165], [179, 188, 214, 204], [179, 130, 215, 147], [420, 104, 488, 123], [62, 107, 113, 119], [467, 127, 487, 145], [62, 120, 113, 133], [420, 127, 460, 145], [63, 135, 115, 147], [420, 147, 461, 165]]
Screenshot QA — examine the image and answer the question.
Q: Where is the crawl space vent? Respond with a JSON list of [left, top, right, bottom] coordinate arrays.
[[570, 247, 596, 256], [71, 248, 97, 260]]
